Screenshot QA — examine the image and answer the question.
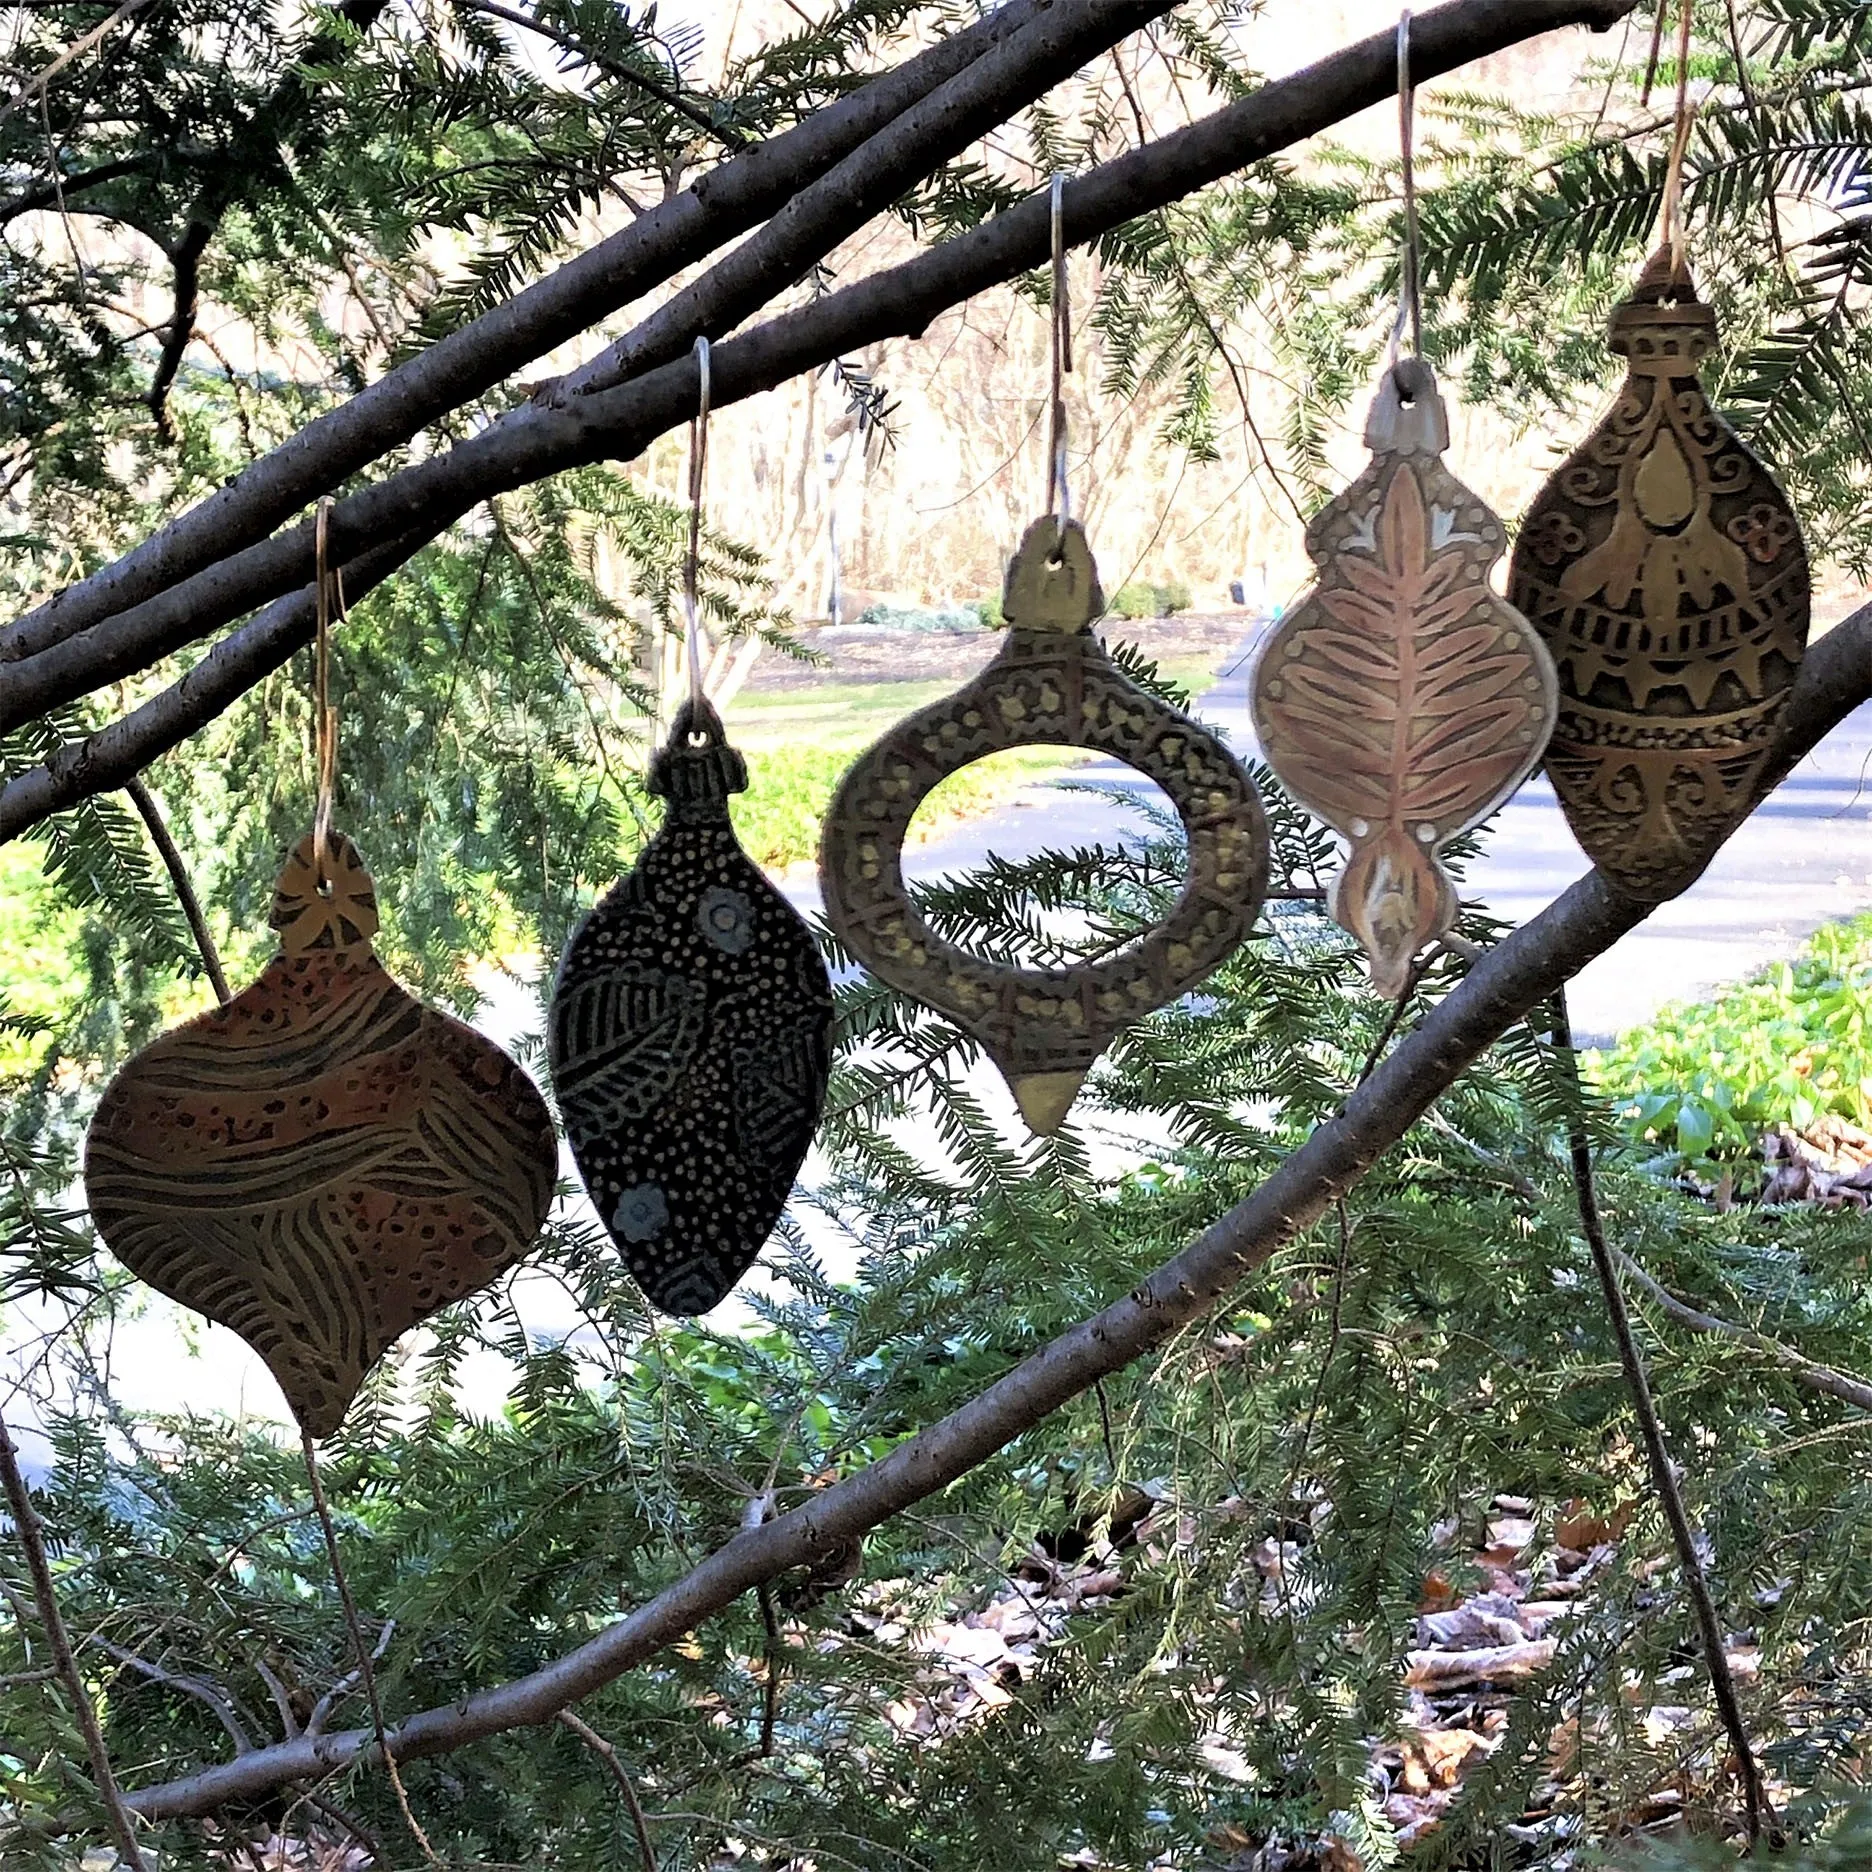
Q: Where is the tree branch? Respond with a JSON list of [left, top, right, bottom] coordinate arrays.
[[123, 774, 230, 1003], [458, 0, 745, 145], [1, 0, 1177, 715], [0, 0, 1640, 794], [95, 1639, 256, 1755], [106, 615, 1872, 1826], [0, 0, 1061, 662], [0, 1418, 151, 1868], [1615, 1246, 1872, 1413], [557, 1709, 660, 1872]]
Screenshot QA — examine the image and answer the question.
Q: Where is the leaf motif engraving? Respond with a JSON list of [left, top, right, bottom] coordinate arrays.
[[1252, 394, 1558, 998]]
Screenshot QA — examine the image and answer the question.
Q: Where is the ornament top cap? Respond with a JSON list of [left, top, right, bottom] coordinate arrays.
[[1363, 357, 1448, 457], [271, 829, 379, 958], [650, 694, 749, 815], [1002, 514, 1104, 635], [1608, 246, 1714, 372]]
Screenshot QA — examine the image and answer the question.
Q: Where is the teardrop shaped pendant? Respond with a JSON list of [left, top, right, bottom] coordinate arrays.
[[820, 514, 1270, 1135], [1508, 249, 1810, 900], [550, 699, 833, 1314], [1252, 360, 1558, 996], [85, 830, 560, 1440]]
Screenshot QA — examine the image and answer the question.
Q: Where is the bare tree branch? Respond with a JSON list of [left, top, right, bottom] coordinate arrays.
[[95, 1639, 256, 1755], [0, 0, 1640, 814], [0, 0, 1061, 663], [0, 1417, 151, 1868], [124, 774, 230, 1003], [0, 0, 157, 135], [105, 614, 1872, 1827]]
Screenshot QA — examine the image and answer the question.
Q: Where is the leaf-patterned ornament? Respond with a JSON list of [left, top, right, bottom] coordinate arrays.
[[85, 830, 558, 1441], [821, 514, 1270, 1136], [550, 697, 833, 1315], [1251, 360, 1559, 997], [1508, 249, 1809, 900]]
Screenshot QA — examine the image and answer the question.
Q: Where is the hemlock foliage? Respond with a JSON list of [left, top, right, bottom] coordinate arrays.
[[4, 0, 1872, 1865]]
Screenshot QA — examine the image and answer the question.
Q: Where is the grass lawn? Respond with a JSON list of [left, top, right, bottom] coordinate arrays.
[[724, 657, 1221, 871]]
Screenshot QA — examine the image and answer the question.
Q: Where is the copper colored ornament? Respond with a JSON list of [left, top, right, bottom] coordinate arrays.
[[85, 831, 558, 1440], [1509, 248, 1810, 900], [1252, 360, 1558, 997], [551, 697, 833, 1315], [820, 513, 1270, 1136]]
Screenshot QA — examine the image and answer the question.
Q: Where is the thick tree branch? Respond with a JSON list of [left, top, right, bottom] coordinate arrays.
[[0, 0, 1639, 789], [109, 613, 1872, 1826], [1, 0, 1176, 717], [0, 0, 1060, 663]]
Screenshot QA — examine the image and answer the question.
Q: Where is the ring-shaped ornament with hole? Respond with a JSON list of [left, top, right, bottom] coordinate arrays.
[[819, 514, 1270, 1135]]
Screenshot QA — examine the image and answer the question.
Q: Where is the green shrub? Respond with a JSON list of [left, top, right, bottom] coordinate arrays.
[[1590, 910, 1872, 1168], [965, 592, 1003, 629], [1110, 580, 1192, 620]]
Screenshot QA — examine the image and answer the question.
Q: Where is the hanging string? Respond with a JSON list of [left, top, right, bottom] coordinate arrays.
[[1390, 10, 1424, 371], [312, 498, 344, 890], [301, 1429, 445, 1868], [1047, 171, 1072, 526], [684, 336, 711, 715], [1657, 0, 1697, 278]]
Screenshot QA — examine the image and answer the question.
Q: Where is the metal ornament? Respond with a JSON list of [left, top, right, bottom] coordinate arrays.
[[85, 830, 558, 1441], [1252, 360, 1559, 997], [1508, 248, 1810, 899], [820, 514, 1270, 1136], [550, 697, 834, 1314]]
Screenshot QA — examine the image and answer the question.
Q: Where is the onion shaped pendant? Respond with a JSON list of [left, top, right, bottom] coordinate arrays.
[[84, 831, 559, 1440], [550, 698, 833, 1314], [1252, 360, 1559, 997], [820, 514, 1270, 1136], [1508, 249, 1810, 900]]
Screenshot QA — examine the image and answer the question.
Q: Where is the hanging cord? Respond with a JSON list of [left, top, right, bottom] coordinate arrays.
[[1389, 10, 1424, 370], [1657, 0, 1697, 278], [0, 1417, 151, 1871], [312, 498, 345, 890], [684, 336, 711, 715], [1546, 990, 1776, 1848], [1047, 171, 1072, 527], [300, 1430, 445, 1868]]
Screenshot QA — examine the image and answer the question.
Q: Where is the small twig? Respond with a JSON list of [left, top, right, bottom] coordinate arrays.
[[0, 0, 156, 132], [1092, 1378, 1119, 1478], [458, 0, 742, 145], [0, 1417, 152, 1870], [95, 1639, 256, 1753], [301, 1786, 389, 1865], [300, 1434, 444, 1866], [125, 774, 231, 1004], [755, 1584, 781, 1756], [558, 1708, 659, 1871], [1616, 1249, 1872, 1414], [1548, 989, 1776, 1849], [304, 1617, 395, 1736]]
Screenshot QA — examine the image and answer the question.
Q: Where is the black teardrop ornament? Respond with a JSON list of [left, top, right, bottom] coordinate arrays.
[[549, 698, 834, 1314]]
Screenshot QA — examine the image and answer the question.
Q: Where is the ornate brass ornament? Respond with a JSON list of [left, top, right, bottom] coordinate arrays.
[[820, 514, 1270, 1136], [1252, 361, 1559, 997], [1508, 249, 1810, 900], [551, 698, 834, 1314], [85, 831, 559, 1440]]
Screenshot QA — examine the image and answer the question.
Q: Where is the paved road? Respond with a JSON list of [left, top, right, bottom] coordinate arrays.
[[870, 628, 1872, 1047]]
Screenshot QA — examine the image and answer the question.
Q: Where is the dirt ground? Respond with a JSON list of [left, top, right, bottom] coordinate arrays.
[[741, 611, 1256, 694]]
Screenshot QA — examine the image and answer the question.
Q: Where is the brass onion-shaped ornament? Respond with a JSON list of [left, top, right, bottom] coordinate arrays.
[[85, 830, 559, 1440], [1508, 248, 1810, 900], [551, 697, 834, 1315], [820, 514, 1270, 1136], [1252, 360, 1559, 997]]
